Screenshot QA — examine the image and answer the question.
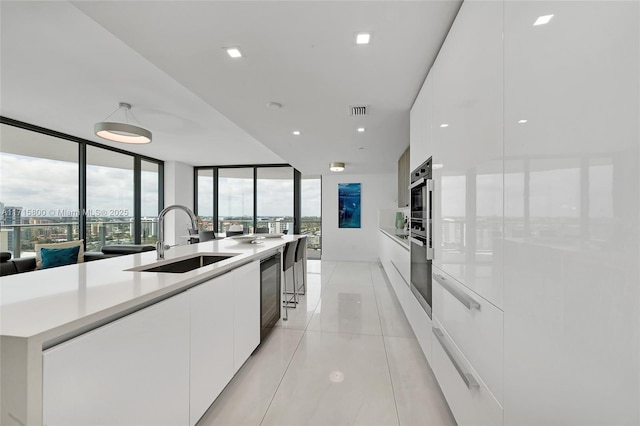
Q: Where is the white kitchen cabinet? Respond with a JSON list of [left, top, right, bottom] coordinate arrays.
[[432, 266, 503, 405], [378, 230, 433, 364], [190, 260, 260, 424], [431, 317, 502, 426], [189, 273, 235, 425], [378, 231, 391, 272], [503, 1, 640, 424], [232, 260, 260, 373], [431, 0, 504, 309], [43, 293, 190, 426], [410, 71, 433, 172]]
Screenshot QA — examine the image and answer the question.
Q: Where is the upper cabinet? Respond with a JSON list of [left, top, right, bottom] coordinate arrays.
[[410, 72, 433, 172], [431, 0, 504, 308], [397, 147, 410, 207], [502, 2, 639, 424]]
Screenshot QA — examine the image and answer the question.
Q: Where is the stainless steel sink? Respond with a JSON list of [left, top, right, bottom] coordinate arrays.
[[129, 253, 238, 273]]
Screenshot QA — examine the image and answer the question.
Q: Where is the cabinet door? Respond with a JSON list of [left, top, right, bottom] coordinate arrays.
[[233, 261, 260, 372], [43, 293, 190, 426], [397, 148, 410, 208], [189, 274, 234, 425], [431, 0, 504, 308], [410, 73, 433, 172], [503, 1, 640, 424]]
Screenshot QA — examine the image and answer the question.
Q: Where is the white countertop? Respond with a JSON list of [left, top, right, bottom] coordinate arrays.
[[379, 227, 410, 250], [0, 236, 295, 343]]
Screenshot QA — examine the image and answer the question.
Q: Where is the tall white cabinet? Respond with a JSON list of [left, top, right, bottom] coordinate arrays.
[[409, 0, 640, 424], [502, 2, 640, 425]]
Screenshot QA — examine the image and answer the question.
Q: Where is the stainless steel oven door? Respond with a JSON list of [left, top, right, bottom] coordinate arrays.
[[409, 234, 432, 318], [410, 178, 426, 219]]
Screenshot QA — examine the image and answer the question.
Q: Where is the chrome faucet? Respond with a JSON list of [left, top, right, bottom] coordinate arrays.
[[157, 204, 198, 259]]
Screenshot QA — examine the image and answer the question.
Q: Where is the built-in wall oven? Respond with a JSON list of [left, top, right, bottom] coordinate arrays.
[[409, 158, 433, 318]]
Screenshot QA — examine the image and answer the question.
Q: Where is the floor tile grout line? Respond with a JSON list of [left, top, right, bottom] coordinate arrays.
[[369, 262, 402, 426]]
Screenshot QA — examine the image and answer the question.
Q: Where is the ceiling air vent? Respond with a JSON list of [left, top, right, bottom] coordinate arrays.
[[350, 106, 367, 116]]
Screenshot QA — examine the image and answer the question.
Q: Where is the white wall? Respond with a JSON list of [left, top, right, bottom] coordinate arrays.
[[321, 172, 396, 262], [163, 161, 194, 246]]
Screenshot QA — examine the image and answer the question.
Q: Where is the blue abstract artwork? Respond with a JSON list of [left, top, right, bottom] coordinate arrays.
[[338, 183, 361, 228]]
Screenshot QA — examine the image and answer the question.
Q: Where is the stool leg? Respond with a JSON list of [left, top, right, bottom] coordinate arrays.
[[283, 268, 299, 304], [283, 268, 297, 308], [295, 262, 306, 295]]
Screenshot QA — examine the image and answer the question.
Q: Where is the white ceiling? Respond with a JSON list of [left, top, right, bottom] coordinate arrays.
[[1, 1, 461, 176]]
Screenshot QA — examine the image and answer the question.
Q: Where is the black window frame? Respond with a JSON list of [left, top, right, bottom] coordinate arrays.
[[0, 116, 164, 248], [194, 164, 301, 235]]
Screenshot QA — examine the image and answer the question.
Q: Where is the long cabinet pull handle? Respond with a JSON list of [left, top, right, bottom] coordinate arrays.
[[426, 179, 434, 260], [433, 273, 481, 311], [433, 327, 480, 390], [409, 237, 424, 247]]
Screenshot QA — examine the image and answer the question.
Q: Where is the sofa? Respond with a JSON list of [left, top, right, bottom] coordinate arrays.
[[0, 245, 156, 277]]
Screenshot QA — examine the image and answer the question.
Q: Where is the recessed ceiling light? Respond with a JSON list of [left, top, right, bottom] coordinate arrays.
[[357, 127, 365, 133], [356, 33, 370, 45], [534, 14, 554, 26], [440, 124, 449, 128], [292, 130, 301, 136], [518, 119, 528, 124], [226, 48, 242, 58], [266, 102, 282, 109]]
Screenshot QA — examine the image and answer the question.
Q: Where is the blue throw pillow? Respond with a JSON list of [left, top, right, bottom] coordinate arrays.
[[41, 246, 81, 269]]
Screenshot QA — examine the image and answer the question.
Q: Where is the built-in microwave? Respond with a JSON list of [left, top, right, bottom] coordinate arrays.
[[409, 159, 433, 318]]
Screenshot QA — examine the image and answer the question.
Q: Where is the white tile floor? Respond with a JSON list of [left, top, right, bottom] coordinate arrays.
[[197, 260, 455, 426]]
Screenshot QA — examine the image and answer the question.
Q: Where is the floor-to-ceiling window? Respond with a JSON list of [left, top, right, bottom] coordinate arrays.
[[194, 165, 320, 254], [196, 168, 214, 230], [218, 168, 254, 233], [301, 176, 322, 258], [0, 118, 164, 256], [86, 146, 135, 251], [257, 167, 294, 234], [0, 123, 79, 256], [141, 160, 161, 245]]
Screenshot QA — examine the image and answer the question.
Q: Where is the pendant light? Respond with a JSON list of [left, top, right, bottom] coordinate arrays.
[[329, 162, 345, 172], [94, 102, 152, 144]]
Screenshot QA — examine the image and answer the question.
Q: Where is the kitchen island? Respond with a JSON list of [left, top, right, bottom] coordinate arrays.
[[0, 235, 301, 426]]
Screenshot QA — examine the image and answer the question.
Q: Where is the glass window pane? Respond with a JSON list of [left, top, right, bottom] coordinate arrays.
[[218, 168, 254, 233], [257, 167, 293, 235], [197, 169, 214, 231], [141, 160, 160, 245], [301, 176, 322, 257], [0, 124, 79, 257], [86, 146, 134, 251]]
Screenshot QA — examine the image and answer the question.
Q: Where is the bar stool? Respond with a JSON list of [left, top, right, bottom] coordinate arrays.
[[282, 239, 299, 321], [198, 230, 216, 242], [294, 236, 307, 295]]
